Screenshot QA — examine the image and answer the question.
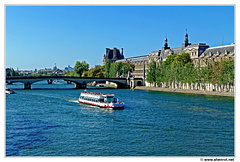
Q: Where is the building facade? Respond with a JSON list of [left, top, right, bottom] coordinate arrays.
[[148, 33, 210, 62], [113, 32, 235, 80], [196, 44, 235, 67]]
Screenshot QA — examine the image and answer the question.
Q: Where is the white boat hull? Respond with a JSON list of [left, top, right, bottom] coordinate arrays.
[[78, 98, 124, 109]]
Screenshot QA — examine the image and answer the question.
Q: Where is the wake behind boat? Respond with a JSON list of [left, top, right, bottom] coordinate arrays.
[[78, 90, 124, 109]]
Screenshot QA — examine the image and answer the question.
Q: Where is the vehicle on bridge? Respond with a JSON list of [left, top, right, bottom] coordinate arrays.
[[78, 90, 124, 109]]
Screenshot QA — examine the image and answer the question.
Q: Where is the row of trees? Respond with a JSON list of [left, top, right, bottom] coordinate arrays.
[[147, 53, 234, 90], [65, 60, 135, 78]]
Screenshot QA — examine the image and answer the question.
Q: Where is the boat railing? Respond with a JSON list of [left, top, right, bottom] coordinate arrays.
[[82, 91, 112, 96]]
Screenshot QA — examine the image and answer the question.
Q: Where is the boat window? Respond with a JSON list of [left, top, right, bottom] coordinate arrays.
[[105, 97, 114, 103], [113, 98, 117, 103]]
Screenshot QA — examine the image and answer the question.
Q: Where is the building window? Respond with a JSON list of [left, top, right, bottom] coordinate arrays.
[[225, 50, 228, 55]]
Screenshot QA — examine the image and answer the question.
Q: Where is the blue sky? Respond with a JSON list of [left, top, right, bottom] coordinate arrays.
[[6, 5, 234, 70]]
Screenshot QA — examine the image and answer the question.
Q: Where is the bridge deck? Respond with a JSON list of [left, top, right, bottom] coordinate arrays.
[[6, 76, 135, 89]]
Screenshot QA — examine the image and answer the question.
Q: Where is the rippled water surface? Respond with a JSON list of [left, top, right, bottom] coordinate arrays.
[[6, 83, 234, 156]]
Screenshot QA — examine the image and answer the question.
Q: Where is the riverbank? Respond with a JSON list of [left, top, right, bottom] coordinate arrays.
[[134, 86, 234, 97]]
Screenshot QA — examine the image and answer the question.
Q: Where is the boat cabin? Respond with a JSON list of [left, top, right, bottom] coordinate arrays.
[[80, 92, 118, 103]]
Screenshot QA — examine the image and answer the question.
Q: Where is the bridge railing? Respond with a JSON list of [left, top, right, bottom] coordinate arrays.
[[6, 76, 127, 80]]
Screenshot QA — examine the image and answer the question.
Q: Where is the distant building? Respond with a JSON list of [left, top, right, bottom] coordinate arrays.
[[18, 70, 36, 76], [53, 69, 63, 75], [38, 68, 53, 74], [116, 55, 148, 78], [53, 63, 58, 71], [38, 64, 71, 75], [6, 64, 74, 76], [103, 47, 124, 64], [65, 65, 74, 71]]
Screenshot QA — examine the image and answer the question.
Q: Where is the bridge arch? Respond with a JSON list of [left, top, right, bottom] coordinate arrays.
[[5, 79, 50, 89], [63, 78, 128, 89], [137, 81, 142, 86]]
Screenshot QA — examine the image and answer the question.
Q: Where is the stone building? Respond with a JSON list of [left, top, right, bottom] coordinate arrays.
[[103, 47, 124, 64], [195, 44, 235, 67], [101, 32, 235, 91], [116, 55, 148, 78], [148, 32, 210, 62], [104, 32, 235, 87]]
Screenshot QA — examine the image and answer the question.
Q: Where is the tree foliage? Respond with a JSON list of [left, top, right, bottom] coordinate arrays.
[[203, 58, 234, 85], [147, 53, 234, 87], [82, 65, 104, 77], [74, 61, 89, 77], [146, 59, 157, 83], [108, 61, 135, 78], [6, 68, 22, 76], [66, 60, 134, 78], [64, 71, 79, 77], [104, 59, 111, 77]]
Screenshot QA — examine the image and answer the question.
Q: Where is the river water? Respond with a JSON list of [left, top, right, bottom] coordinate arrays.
[[6, 81, 234, 156]]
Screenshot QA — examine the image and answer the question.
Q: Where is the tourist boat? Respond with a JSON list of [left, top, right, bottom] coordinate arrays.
[[78, 90, 124, 109], [6, 87, 15, 94]]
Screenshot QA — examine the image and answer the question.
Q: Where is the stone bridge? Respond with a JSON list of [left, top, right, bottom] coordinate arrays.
[[6, 76, 142, 89]]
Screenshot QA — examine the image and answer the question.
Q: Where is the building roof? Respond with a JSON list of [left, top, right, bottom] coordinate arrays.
[[116, 55, 148, 63], [199, 44, 235, 57]]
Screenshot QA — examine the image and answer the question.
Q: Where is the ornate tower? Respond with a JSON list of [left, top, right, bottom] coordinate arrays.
[[121, 48, 124, 58], [164, 38, 170, 50], [183, 29, 191, 47]]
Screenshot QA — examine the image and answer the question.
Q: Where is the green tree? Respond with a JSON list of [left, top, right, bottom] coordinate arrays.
[[74, 61, 89, 77], [122, 62, 135, 77], [9, 68, 21, 76], [104, 59, 111, 77], [152, 52, 234, 90], [64, 71, 79, 77], [105, 61, 135, 78], [183, 62, 196, 83], [225, 58, 234, 85], [155, 53, 195, 84], [146, 59, 157, 84], [83, 65, 104, 77], [173, 52, 192, 66], [216, 58, 234, 86], [164, 54, 177, 66], [156, 61, 167, 83], [109, 62, 122, 77]]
